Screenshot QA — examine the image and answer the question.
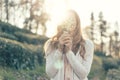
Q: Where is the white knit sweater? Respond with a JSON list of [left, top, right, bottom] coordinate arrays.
[[44, 39, 94, 80]]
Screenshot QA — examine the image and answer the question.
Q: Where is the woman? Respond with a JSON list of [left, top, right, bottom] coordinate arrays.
[[44, 10, 94, 80]]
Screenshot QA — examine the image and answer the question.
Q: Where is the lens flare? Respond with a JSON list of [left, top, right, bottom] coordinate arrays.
[[54, 59, 64, 69]]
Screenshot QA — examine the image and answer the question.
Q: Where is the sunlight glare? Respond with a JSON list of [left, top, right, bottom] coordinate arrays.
[[44, 0, 70, 37], [44, 0, 120, 37], [45, 21, 57, 37]]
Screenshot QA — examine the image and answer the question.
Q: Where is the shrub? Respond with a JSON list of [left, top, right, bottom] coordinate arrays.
[[117, 58, 120, 66], [88, 55, 106, 80], [0, 21, 48, 45], [0, 37, 44, 69], [106, 69, 120, 80], [0, 32, 18, 40], [0, 65, 48, 80], [14, 32, 48, 45], [0, 22, 32, 34], [94, 50, 106, 57], [102, 57, 118, 71]]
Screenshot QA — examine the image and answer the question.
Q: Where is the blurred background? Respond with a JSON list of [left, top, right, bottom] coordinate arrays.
[[0, 0, 120, 80]]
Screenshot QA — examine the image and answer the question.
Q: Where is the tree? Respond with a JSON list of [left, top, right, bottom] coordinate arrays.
[[23, 0, 49, 35], [109, 22, 120, 58], [106, 69, 120, 80], [98, 12, 108, 52], [90, 12, 95, 42], [0, 0, 49, 35], [0, 0, 3, 21], [84, 12, 96, 42], [4, 0, 9, 22], [38, 12, 49, 35], [9, 0, 17, 24]]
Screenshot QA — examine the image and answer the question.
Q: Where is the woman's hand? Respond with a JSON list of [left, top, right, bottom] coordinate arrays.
[[58, 31, 72, 53]]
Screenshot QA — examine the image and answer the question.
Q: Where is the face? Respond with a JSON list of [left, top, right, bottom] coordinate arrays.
[[59, 12, 77, 34]]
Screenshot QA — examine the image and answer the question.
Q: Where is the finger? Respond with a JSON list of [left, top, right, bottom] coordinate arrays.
[[65, 43, 72, 47], [63, 40, 72, 44], [60, 32, 71, 39], [61, 35, 71, 39], [63, 31, 69, 34], [62, 32, 71, 37], [59, 36, 71, 41], [65, 43, 70, 46], [62, 37, 72, 41], [63, 39, 71, 43]]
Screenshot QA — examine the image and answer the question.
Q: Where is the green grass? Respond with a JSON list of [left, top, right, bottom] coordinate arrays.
[[88, 55, 106, 80], [0, 65, 48, 80]]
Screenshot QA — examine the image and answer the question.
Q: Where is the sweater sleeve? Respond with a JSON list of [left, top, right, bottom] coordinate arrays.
[[66, 40, 94, 79], [44, 39, 63, 78]]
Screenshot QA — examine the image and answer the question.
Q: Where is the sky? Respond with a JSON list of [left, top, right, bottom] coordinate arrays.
[[44, 0, 120, 37]]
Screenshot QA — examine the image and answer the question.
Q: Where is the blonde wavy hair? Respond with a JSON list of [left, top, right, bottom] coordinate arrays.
[[49, 10, 86, 59]]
